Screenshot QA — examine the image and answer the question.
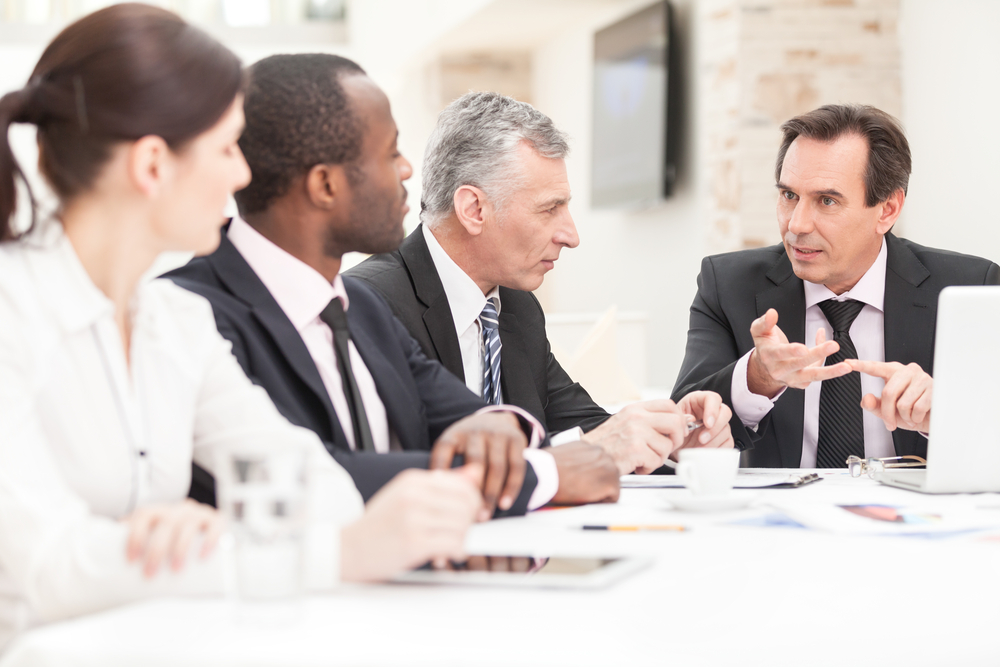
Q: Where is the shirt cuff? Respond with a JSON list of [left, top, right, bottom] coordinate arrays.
[[549, 427, 583, 447], [731, 349, 783, 429], [522, 448, 558, 510], [474, 404, 544, 448]]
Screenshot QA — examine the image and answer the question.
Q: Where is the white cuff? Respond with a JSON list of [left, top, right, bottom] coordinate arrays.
[[549, 427, 583, 447], [522, 448, 558, 510], [475, 404, 544, 448], [731, 349, 783, 429]]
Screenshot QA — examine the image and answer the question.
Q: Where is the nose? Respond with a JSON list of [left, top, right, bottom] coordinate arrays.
[[234, 145, 252, 191], [398, 153, 413, 182], [554, 208, 580, 249], [786, 199, 814, 236]]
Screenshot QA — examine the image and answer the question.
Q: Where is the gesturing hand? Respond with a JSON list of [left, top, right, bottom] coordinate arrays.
[[340, 466, 482, 582], [430, 412, 528, 521], [846, 359, 933, 432], [747, 308, 852, 397], [124, 499, 223, 578]]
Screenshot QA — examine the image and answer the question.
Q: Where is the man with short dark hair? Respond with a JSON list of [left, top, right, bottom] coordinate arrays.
[[349, 92, 735, 476], [167, 54, 620, 517], [673, 103, 1000, 468]]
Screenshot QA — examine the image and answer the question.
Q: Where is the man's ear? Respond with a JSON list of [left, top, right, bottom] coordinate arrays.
[[875, 188, 905, 235], [127, 135, 171, 198], [453, 185, 492, 237], [305, 163, 348, 210]]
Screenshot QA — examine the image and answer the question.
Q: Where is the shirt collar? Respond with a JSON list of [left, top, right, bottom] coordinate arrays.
[[19, 221, 115, 334], [803, 237, 887, 312], [422, 224, 500, 336], [228, 215, 349, 332]]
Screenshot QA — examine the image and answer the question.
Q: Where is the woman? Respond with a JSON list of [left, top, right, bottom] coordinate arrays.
[[0, 3, 479, 648]]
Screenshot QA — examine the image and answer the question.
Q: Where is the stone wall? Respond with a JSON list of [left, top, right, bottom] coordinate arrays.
[[701, 0, 901, 252]]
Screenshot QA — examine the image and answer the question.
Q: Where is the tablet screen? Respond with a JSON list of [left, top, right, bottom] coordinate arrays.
[[394, 555, 650, 589]]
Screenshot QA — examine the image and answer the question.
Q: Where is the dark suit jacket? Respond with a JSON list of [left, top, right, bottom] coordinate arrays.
[[164, 230, 538, 513], [671, 232, 1000, 468], [345, 225, 611, 436]]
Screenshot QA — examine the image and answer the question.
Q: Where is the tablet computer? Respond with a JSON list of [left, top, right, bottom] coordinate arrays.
[[392, 555, 652, 589]]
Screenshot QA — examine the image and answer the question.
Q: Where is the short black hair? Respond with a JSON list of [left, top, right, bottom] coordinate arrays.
[[775, 104, 911, 208], [234, 53, 365, 216]]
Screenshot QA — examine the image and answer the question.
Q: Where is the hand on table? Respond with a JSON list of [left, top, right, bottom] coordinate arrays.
[[430, 411, 527, 521], [549, 442, 620, 505], [669, 391, 735, 461], [124, 499, 223, 578], [580, 399, 687, 474], [340, 465, 482, 582], [747, 309, 852, 398], [846, 359, 933, 432]]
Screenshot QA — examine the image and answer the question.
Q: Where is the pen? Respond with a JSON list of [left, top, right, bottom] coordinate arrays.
[[686, 419, 703, 433], [581, 525, 687, 532]]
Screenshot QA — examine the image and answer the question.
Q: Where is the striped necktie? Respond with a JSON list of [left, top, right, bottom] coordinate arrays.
[[815, 298, 866, 468], [480, 299, 503, 405]]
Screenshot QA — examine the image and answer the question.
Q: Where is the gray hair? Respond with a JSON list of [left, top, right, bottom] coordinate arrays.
[[420, 91, 569, 227]]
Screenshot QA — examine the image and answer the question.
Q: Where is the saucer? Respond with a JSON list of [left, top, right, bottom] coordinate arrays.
[[668, 491, 758, 513]]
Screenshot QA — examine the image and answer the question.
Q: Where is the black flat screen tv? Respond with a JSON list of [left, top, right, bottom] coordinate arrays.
[[591, 1, 679, 208]]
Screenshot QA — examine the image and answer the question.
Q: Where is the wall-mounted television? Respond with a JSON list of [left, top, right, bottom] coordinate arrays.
[[591, 1, 679, 208]]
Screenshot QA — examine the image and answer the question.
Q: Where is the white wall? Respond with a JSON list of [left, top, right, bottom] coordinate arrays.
[[899, 0, 1000, 263], [530, 0, 704, 390]]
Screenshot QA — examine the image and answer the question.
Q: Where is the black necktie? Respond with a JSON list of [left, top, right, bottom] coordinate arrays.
[[319, 298, 375, 452], [816, 299, 866, 468]]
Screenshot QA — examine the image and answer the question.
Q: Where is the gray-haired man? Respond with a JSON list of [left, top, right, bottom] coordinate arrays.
[[348, 92, 734, 475]]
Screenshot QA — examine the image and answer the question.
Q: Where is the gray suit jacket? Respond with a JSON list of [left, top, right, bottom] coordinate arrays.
[[671, 232, 1000, 467], [346, 226, 611, 436]]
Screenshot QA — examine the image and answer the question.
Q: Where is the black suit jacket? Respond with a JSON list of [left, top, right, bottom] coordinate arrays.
[[164, 231, 537, 513], [671, 233, 1000, 467], [345, 226, 611, 436]]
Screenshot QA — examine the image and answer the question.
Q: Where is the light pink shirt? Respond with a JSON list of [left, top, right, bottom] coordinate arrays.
[[228, 216, 393, 453], [731, 238, 896, 467]]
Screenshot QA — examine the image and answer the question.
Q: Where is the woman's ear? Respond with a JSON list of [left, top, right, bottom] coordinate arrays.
[[127, 135, 172, 199]]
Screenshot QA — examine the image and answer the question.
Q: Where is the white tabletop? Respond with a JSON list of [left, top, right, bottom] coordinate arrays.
[[4, 470, 1000, 667]]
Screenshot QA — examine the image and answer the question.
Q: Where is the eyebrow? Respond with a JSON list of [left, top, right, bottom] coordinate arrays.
[[538, 195, 571, 210], [775, 182, 844, 198]]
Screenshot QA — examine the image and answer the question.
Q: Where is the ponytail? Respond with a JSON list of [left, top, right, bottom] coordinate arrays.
[[0, 86, 38, 242]]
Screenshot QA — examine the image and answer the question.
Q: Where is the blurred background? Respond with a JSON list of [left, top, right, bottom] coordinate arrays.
[[2, 0, 998, 399]]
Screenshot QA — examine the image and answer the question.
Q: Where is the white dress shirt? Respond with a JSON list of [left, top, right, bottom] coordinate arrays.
[[731, 239, 896, 466], [0, 224, 363, 648], [229, 217, 394, 452], [421, 225, 559, 502]]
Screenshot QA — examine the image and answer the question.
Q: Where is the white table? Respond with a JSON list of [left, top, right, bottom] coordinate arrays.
[[5, 470, 1000, 667]]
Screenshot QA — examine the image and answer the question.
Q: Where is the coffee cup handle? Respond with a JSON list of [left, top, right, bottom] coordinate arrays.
[[676, 461, 700, 494]]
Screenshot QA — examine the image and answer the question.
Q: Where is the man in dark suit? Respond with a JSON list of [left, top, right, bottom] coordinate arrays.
[[672, 104, 1000, 468], [348, 92, 735, 476], [167, 54, 619, 518]]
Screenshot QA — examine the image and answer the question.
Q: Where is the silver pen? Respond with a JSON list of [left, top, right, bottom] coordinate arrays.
[[686, 419, 704, 433]]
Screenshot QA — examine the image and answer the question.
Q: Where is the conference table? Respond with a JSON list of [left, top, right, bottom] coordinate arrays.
[[3, 469, 999, 667]]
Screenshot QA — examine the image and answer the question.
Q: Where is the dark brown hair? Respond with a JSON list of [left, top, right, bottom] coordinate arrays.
[[0, 3, 243, 241], [775, 104, 911, 207]]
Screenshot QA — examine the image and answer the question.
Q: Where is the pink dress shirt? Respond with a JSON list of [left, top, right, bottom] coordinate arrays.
[[731, 239, 897, 467]]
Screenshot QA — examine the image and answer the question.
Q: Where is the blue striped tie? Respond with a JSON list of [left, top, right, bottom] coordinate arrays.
[[480, 299, 503, 405]]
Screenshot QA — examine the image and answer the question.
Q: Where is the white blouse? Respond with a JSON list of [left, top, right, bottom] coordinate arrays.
[[0, 225, 364, 648]]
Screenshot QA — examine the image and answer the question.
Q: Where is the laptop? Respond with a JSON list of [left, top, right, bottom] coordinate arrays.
[[878, 286, 1000, 493]]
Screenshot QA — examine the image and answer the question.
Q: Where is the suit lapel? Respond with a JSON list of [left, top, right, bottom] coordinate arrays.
[[882, 233, 932, 457], [399, 227, 466, 380], [756, 251, 807, 467], [208, 234, 346, 447], [497, 306, 544, 420], [347, 318, 428, 451]]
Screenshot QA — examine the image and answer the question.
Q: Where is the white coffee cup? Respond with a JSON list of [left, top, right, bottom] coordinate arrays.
[[676, 449, 740, 496]]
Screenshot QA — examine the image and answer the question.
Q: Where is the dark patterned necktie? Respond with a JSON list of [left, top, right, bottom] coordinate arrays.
[[319, 298, 375, 452], [480, 299, 503, 405], [815, 299, 866, 468]]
